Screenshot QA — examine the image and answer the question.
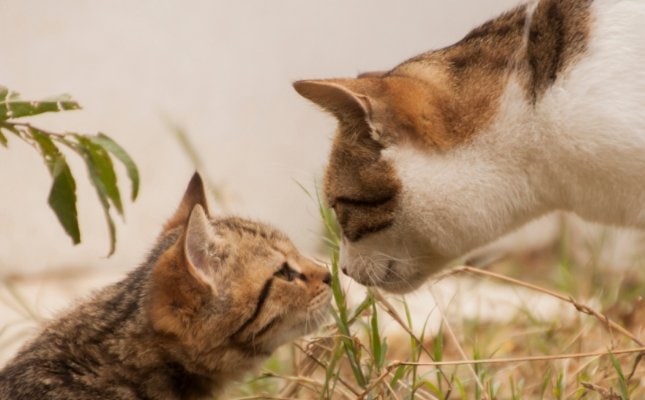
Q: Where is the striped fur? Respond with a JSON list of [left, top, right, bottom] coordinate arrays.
[[295, 0, 645, 292], [0, 173, 331, 399]]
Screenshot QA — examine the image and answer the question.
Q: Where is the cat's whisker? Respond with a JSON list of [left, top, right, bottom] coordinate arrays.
[[384, 263, 417, 292], [372, 251, 434, 265]]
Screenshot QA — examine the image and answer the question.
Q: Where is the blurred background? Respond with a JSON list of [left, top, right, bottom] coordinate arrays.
[[1, 0, 643, 370], [0, 0, 526, 273]]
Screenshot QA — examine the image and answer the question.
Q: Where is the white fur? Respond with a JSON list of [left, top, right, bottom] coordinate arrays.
[[342, 0, 645, 293]]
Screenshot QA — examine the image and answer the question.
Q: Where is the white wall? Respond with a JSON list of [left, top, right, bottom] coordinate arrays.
[[0, 0, 522, 273]]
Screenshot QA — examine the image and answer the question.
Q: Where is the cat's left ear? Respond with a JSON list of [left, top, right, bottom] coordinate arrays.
[[295, 76, 441, 146], [293, 78, 375, 123], [293, 78, 391, 142], [183, 204, 220, 287], [165, 172, 211, 231]]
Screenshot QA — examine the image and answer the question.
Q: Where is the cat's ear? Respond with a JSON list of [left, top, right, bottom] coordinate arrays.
[[295, 76, 442, 146], [165, 172, 211, 231], [293, 79, 376, 124], [183, 204, 219, 287]]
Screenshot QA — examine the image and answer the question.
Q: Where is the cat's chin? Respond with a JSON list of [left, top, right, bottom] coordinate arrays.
[[342, 255, 446, 294], [264, 304, 331, 351], [367, 260, 427, 294]]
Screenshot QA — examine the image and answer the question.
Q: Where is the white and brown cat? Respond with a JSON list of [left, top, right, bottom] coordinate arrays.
[[294, 0, 645, 293]]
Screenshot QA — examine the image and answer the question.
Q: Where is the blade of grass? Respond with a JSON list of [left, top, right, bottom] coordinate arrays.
[[609, 352, 630, 400]]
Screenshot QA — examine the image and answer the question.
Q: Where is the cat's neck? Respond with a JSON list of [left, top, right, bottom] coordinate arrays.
[[490, 76, 645, 230], [535, 104, 645, 229]]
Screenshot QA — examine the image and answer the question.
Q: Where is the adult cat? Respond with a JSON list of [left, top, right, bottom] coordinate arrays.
[[0, 173, 332, 399], [294, 0, 645, 293]]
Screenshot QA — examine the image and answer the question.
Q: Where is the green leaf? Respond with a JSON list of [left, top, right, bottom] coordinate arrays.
[[609, 352, 629, 400], [370, 298, 384, 370], [1, 124, 20, 139], [0, 129, 7, 147], [453, 376, 468, 400], [29, 128, 80, 244], [389, 365, 407, 388], [89, 133, 139, 201], [422, 380, 445, 398], [76, 136, 123, 216], [0, 93, 80, 120], [74, 135, 124, 256], [101, 204, 117, 257], [48, 157, 80, 244], [29, 127, 59, 159], [433, 324, 444, 362]]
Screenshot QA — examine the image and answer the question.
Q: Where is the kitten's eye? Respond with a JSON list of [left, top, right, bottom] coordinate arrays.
[[275, 262, 297, 281]]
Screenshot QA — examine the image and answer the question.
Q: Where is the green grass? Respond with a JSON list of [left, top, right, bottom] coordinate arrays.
[[223, 200, 644, 399]]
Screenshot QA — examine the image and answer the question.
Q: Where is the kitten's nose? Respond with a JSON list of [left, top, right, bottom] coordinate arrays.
[[322, 272, 332, 286], [341, 266, 348, 276]]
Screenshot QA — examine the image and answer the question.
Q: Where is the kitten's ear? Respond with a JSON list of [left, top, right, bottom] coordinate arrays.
[[183, 204, 218, 286], [165, 172, 210, 231], [293, 79, 375, 123]]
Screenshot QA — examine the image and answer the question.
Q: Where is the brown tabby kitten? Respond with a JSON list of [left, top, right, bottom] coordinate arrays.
[[0, 173, 332, 400]]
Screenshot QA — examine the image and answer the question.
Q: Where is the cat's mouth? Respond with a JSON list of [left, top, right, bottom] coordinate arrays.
[[379, 261, 427, 293], [343, 258, 427, 294], [303, 290, 333, 331]]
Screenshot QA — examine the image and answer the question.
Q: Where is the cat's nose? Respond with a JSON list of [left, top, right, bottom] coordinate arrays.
[[341, 266, 348, 276], [322, 272, 332, 286]]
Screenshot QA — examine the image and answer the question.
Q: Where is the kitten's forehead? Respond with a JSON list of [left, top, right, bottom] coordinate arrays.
[[211, 216, 293, 255]]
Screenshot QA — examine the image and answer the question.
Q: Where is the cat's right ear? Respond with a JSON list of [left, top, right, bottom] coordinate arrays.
[[165, 172, 211, 231], [293, 79, 375, 123]]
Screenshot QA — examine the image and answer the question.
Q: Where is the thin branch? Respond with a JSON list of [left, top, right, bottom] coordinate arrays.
[[1, 121, 68, 139], [430, 286, 488, 398], [432, 266, 643, 347], [394, 346, 644, 367], [355, 346, 644, 399]]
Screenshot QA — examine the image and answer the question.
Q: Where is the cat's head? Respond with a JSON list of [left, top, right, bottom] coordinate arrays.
[[294, 71, 540, 293], [147, 173, 332, 363]]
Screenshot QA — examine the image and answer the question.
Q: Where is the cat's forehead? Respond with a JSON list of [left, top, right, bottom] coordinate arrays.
[[212, 217, 292, 249]]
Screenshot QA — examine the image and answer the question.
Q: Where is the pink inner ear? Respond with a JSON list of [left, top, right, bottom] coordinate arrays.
[[184, 204, 216, 286], [293, 79, 372, 121]]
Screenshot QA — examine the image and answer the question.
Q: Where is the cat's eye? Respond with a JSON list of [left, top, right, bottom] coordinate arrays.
[[275, 262, 298, 282]]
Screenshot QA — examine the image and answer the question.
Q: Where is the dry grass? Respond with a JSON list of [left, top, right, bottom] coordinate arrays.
[[224, 209, 644, 400]]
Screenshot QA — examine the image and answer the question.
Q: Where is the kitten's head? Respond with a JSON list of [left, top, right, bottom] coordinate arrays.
[[294, 67, 537, 293], [147, 173, 332, 365]]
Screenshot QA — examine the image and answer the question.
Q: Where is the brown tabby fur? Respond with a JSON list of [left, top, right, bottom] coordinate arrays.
[[294, 0, 593, 244], [0, 173, 331, 400]]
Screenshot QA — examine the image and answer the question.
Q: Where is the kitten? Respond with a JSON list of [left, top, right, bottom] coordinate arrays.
[[294, 0, 645, 293], [0, 173, 332, 399]]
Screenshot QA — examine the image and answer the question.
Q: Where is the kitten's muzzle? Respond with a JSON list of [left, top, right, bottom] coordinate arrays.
[[322, 271, 332, 286]]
